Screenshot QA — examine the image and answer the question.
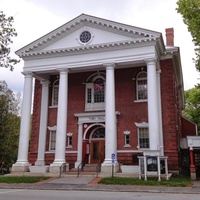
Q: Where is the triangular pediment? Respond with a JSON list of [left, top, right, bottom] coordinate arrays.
[[16, 14, 163, 57]]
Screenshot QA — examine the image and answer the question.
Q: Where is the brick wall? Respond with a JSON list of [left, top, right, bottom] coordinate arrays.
[[160, 59, 180, 171], [29, 61, 182, 171]]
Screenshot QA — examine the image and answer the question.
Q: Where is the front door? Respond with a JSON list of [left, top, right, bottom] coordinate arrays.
[[90, 140, 105, 163]]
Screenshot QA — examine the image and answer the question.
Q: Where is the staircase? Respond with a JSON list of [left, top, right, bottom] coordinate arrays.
[[83, 163, 100, 172], [62, 163, 101, 177]]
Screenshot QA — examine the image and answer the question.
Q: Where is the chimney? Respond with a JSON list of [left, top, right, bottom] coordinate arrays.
[[165, 28, 174, 46]]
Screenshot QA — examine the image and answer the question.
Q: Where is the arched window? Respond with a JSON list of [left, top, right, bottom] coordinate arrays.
[[85, 72, 105, 111], [94, 78, 104, 103], [52, 80, 59, 106], [92, 128, 105, 139], [136, 72, 147, 100]]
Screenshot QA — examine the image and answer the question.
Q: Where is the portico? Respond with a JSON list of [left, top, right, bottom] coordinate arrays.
[[12, 60, 163, 174], [12, 14, 182, 176]]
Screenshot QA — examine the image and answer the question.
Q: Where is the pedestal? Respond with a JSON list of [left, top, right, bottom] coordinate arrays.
[[101, 163, 119, 174], [29, 166, 49, 173], [50, 163, 69, 173]]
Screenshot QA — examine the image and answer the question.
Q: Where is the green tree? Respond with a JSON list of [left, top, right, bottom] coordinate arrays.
[[182, 84, 200, 135], [0, 81, 20, 173], [0, 11, 20, 71], [176, 0, 200, 71]]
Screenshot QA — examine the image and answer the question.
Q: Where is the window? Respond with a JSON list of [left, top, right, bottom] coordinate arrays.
[[85, 72, 105, 111], [138, 127, 149, 148], [67, 132, 73, 148], [135, 122, 149, 149], [136, 72, 147, 100], [92, 128, 105, 139], [94, 78, 104, 103], [124, 131, 131, 147], [49, 130, 56, 151], [80, 31, 91, 43], [52, 80, 59, 106]]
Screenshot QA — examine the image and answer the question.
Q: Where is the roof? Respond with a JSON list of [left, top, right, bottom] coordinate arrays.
[[16, 13, 165, 58]]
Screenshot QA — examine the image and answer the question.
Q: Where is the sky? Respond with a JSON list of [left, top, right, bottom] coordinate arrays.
[[0, 0, 199, 94]]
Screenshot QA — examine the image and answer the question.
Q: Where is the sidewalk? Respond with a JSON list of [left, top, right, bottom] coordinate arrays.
[[0, 176, 200, 194]]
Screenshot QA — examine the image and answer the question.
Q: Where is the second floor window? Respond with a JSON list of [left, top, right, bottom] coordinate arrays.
[[94, 78, 104, 103], [49, 130, 56, 151], [136, 72, 147, 100], [52, 80, 59, 106], [85, 72, 105, 111]]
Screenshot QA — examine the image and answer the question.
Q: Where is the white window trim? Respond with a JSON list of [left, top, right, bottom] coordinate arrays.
[[135, 122, 149, 150], [85, 82, 105, 111], [76, 28, 94, 46], [52, 80, 59, 107], [48, 126, 57, 151], [66, 132, 73, 148], [136, 71, 147, 101], [49, 130, 56, 151], [123, 130, 131, 147]]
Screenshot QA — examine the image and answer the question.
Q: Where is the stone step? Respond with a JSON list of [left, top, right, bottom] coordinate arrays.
[[62, 171, 97, 177], [83, 163, 100, 172]]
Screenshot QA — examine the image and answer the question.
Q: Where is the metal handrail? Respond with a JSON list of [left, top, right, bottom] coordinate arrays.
[[96, 163, 101, 177], [59, 163, 66, 178], [77, 158, 86, 177]]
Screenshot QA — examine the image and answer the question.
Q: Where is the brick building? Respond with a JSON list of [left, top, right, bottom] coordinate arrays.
[[12, 14, 197, 177]]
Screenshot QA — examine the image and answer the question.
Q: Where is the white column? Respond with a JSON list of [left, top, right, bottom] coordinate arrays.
[[51, 69, 68, 169], [102, 63, 118, 168], [35, 80, 49, 166], [146, 59, 160, 151], [75, 123, 83, 168], [12, 73, 33, 171]]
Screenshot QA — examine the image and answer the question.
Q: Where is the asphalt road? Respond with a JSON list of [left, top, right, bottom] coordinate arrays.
[[0, 189, 200, 200]]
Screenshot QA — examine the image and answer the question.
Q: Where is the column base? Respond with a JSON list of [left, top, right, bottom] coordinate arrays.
[[35, 160, 45, 166], [29, 165, 49, 173], [12, 162, 31, 172], [190, 172, 197, 181], [50, 162, 69, 173], [190, 165, 196, 180], [75, 161, 82, 168], [101, 162, 119, 173]]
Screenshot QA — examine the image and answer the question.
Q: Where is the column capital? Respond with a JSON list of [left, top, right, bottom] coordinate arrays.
[[157, 69, 161, 74], [21, 72, 33, 78], [57, 68, 69, 73], [144, 58, 157, 65], [103, 63, 116, 69], [40, 80, 50, 86]]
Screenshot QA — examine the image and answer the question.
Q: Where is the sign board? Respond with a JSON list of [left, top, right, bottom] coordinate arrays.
[[111, 153, 115, 163]]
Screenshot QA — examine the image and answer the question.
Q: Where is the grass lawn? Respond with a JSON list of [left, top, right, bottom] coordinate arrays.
[[98, 175, 192, 187], [0, 176, 50, 183]]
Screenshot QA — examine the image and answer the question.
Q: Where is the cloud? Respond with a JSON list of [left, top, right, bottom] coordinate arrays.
[[0, 0, 199, 94]]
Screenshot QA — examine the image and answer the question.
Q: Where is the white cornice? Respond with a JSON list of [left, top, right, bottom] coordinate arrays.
[[15, 14, 164, 57], [19, 37, 158, 59]]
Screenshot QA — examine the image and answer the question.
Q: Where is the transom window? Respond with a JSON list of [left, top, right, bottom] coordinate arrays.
[[136, 72, 147, 100], [92, 128, 105, 139], [85, 72, 105, 111]]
